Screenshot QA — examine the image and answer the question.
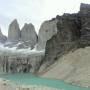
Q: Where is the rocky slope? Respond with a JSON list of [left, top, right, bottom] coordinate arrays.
[[42, 47, 90, 87]]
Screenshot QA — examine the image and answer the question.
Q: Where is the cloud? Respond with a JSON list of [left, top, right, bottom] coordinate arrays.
[[0, 0, 90, 36]]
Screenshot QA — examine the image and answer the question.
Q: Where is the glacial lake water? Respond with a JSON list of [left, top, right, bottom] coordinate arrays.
[[0, 73, 90, 90]]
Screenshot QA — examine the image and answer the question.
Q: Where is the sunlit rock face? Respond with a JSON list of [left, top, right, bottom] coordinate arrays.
[[37, 19, 58, 50], [7, 19, 20, 42], [0, 29, 7, 43], [21, 23, 37, 48]]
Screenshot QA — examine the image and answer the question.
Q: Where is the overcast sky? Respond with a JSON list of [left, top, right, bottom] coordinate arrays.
[[0, 0, 90, 36]]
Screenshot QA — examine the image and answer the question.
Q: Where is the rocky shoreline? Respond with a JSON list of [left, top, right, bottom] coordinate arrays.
[[0, 78, 60, 90]]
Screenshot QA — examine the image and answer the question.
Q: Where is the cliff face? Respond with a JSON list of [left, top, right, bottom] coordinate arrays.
[[79, 3, 90, 46], [0, 51, 44, 73], [39, 3, 90, 72], [21, 23, 37, 48], [37, 19, 58, 50], [39, 14, 80, 72], [8, 19, 20, 42]]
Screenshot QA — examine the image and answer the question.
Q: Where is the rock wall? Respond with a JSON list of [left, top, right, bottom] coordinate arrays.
[[37, 19, 58, 50], [79, 3, 90, 46], [39, 3, 90, 72]]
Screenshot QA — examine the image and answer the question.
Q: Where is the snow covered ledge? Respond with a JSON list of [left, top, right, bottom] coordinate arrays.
[[0, 44, 45, 74]]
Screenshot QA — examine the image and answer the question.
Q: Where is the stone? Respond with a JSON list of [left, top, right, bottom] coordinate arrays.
[[37, 19, 58, 50], [0, 28, 7, 43], [8, 19, 20, 42], [21, 23, 37, 48]]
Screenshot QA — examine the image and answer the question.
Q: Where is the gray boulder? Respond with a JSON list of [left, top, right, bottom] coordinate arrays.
[[0, 28, 7, 43], [37, 19, 58, 50], [8, 19, 20, 42], [21, 23, 37, 48]]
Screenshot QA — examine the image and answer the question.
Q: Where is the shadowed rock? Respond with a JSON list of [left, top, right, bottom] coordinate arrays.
[[0, 28, 7, 43]]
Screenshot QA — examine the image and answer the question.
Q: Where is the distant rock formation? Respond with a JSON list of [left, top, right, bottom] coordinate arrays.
[[6, 20, 38, 49], [37, 20, 58, 50], [8, 19, 20, 42], [21, 23, 37, 48], [0, 28, 7, 43]]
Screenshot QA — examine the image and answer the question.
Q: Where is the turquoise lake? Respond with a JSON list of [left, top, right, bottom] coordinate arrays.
[[0, 73, 90, 90]]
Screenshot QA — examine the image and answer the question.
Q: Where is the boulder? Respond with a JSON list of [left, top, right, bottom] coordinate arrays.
[[37, 19, 58, 50], [8, 19, 20, 42], [21, 23, 37, 48]]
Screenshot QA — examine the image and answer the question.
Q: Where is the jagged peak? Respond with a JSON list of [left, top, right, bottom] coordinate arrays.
[[80, 3, 90, 10], [21, 23, 35, 30], [24, 23, 34, 27], [9, 19, 19, 27]]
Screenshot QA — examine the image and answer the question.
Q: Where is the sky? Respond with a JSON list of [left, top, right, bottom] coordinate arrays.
[[0, 0, 90, 36]]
